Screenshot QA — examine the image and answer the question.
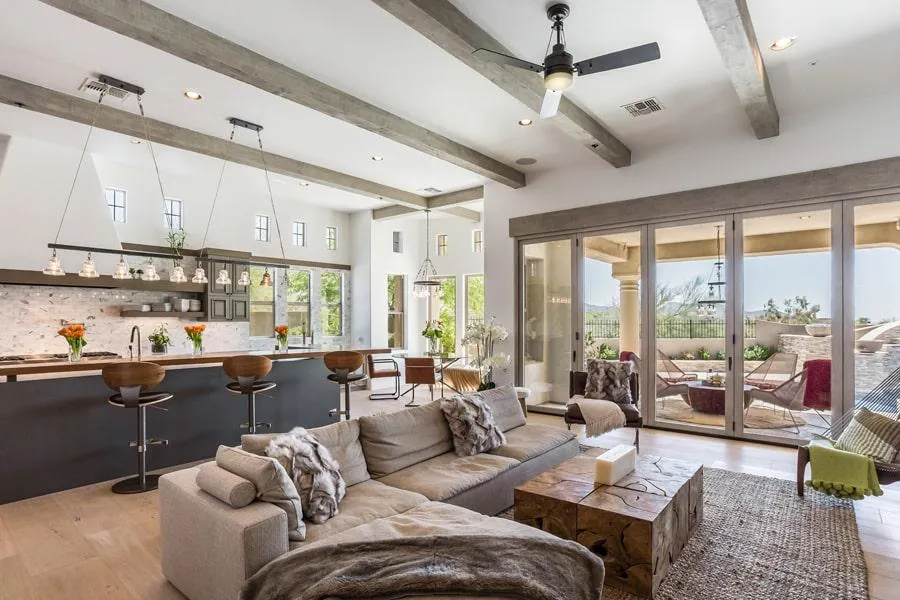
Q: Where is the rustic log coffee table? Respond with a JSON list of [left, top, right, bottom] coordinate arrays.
[[514, 449, 703, 598]]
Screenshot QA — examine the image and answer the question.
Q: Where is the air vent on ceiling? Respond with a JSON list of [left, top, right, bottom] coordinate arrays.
[[78, 78, 131, 101], [421, 187, 443, 194], [621, 97, 664, 118]]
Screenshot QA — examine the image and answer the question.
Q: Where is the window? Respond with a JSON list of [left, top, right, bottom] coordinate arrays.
[[387, 275, 405, 348], [437, 234, 448, 257], [472, 230, 483, 253], [163, 198, 183, 230], [292, 221, 306, 247], [105, 188, 126, 223], [321, 272, 343, 336], [287, 269, 311, 336], [464, 274, 484, 359], [428, 276, 456, 353], [326, 226, 338, 250], [392, 231, 403, 254], [248, 266, 275, 337], [254, 215, 270, 242]]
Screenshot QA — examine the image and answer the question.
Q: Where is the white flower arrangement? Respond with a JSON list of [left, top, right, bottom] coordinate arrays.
[[461, 316, 511, 390]]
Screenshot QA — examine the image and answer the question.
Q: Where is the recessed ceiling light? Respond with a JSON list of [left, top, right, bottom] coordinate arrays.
[[129, 138, 141, 144], [798, 215, 812, 220], [183, 90, 203, 100], [371, 155, 384, 162], [518, 118, 534, 127], [515, 157, 537, 166], [299, 181, 310, 188], [769, 37, 797, 51]]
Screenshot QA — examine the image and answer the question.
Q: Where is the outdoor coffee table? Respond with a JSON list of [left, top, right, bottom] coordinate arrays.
[[514, 449, 703, 598]]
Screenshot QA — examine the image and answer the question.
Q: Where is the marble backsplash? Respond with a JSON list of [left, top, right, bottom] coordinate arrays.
[[0, 284, 250, 358]]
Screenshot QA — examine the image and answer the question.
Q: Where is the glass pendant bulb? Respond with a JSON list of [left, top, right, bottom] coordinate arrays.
[[169, 264, 187, 283], [215, 268, 232, 285], [191, 267, 208, 284], [141, 262, 160, 281], [112, 255, 130, 280], [43, 249, 66, 276], [260, 268, 272, 287], [237, 270, 251, 286], [78, 252, 99, 278]]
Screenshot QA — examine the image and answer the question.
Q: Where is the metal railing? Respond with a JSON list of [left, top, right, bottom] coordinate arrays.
[[585, 319, 756, 339]]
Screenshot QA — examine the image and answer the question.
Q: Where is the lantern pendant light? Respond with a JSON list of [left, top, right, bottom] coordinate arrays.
[[112, 255, 130, 280], [191, 267, 208, 284], [413, 210, 441, 298], [43, 249, 66, 276], [259, 267, 272, 287], [237, 270, 251, 287], [215, 268, 232, 286], [141, 261, 161, 281], [78, 252, 99, 278], [169, 264, 188, 283]]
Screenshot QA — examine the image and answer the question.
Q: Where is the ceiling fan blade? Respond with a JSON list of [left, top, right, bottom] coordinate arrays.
[[472, 48, 543, 73], [574, 42, 661, 76], [540, 89, 562, 119]]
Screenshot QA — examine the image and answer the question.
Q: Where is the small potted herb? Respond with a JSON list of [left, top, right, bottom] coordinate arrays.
[[149, 323, 172, 354]]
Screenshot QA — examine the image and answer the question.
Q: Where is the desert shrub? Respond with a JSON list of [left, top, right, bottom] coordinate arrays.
[[697, 347, 711, 360], [744, 344, 774, 361]]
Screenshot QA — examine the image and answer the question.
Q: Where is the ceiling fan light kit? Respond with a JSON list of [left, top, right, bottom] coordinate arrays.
[[472, 2, 660, 119]]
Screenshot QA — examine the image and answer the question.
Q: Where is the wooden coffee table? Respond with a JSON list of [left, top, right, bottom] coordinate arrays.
[[514, 450, 703, 598]]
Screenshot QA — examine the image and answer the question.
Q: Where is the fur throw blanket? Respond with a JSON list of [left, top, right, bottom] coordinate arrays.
[[584, 359, 634, 404], [440, 395, 506, 456], [265, 427, 346, 524]]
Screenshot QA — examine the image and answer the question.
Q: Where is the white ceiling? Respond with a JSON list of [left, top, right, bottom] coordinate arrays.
[[1, 0, 899, 214]]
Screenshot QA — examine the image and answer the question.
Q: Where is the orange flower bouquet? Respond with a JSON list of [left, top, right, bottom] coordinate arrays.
[[57, 323, 87, 362], [274, 325, 289, 352], [184, 324, 207, 355]]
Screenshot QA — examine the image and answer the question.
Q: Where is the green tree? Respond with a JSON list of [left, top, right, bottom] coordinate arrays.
[[437, 277, 456, 352], [656, 275, 706, 318], [287, 270, 310, 335], [321, 272, 343, 336], [763, 296, 821, 324], [248, 266, 274, 337], [466, 275, 485, 324]]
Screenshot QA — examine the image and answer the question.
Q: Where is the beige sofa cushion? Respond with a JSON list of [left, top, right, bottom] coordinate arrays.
[[377, 453, 519, 501], [241, 419, 370, 486], [215, 445, 306, 541], [196, 463, 256, 508], [489, 424, 578, 462], [477, 385, 527, 432], [358, 402, 453, 476], [290, 479, 428, 547]]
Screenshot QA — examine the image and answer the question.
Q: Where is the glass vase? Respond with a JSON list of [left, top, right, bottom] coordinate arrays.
[[428, 337, 441, 355], [278, 337, 288, 352], [191, 339, 203, 356], [68, 345, 83, 362]]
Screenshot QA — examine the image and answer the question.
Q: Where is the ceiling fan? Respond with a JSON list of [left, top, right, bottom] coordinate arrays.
[[473, 3, 661, 119]]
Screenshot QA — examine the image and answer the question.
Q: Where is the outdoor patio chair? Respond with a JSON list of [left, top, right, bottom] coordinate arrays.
[[656, 348, 699, 383], [746, 369, 808, 435], [797, 365, 900, 497], [744, 352, 798, 390]]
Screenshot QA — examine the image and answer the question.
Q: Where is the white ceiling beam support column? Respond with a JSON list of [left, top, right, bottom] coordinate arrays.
[[695, 0, 779, 139], [37, 0, 526, 189], [0, 75, 427, 209], [370, 0, 632, 168], [426, 186, 483, 209]]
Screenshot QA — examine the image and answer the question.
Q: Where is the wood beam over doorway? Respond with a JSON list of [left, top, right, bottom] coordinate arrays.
[[37, 0, 526, 189], [695, 0, 779, 139], [0, 75, 428, 209], [370, 0, 633, 168]]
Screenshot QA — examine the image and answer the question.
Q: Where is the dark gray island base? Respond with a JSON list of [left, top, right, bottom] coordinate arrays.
[[0, 358, 339, 504]]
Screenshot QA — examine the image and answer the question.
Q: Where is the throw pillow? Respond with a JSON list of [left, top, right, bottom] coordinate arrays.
[[835, 408, 900, 464], [476, 385, 526, 432], [440, 395, 506, 457], [215, 445, 306, 541], [584, 359, 634, 404], [265, 428, 347, 524]]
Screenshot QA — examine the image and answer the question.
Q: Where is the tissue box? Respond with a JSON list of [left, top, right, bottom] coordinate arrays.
[[594, 445, 636, 486]]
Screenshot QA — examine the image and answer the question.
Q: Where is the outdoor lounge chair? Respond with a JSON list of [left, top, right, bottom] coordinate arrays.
[[746, 369, 808, 434], [656, 348, 699, 383], [744, 352, 798, 390]]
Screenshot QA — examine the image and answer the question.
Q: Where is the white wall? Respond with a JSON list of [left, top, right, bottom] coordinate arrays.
[[485, 90, 900, 386]]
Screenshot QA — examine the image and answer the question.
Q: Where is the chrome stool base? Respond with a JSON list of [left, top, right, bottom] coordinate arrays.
[[112, 473, 161, 494]]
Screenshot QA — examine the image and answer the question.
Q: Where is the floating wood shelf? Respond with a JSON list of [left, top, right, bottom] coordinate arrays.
[[0, 269, 206, 293], [120, 311, 206, 319]]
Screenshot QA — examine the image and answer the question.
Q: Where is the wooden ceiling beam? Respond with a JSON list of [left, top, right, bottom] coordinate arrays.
[[371, 204, 481, 222], [426, 186, 484, 209], [0, 75, 428, 209], [37, 0, 526, 189], [695, 0, 779, 139], [371, 0, 632, 168]]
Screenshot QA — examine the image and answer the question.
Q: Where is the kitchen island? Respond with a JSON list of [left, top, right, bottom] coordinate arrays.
[[0, 348, 389, 503]]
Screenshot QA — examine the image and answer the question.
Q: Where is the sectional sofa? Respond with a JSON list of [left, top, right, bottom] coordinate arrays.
[[159, 386, 581, 600]]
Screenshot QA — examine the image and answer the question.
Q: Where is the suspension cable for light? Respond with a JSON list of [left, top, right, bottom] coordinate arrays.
[[196, 122, 236, 285], [413, 210, 441, 298], [249, 118, 288, 288]]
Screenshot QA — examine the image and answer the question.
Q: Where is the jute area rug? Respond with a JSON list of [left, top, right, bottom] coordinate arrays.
[[499, 466, 867, 600], [656, 396, 806, 429]]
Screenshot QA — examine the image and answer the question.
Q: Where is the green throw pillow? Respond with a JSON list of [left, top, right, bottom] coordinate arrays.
[[835, 408, 900, 464]]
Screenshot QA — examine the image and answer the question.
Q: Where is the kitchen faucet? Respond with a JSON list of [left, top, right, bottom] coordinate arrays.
[[129, 325, 141, 361]]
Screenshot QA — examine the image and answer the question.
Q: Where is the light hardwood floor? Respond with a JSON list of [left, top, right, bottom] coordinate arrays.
[[1, 388, 898, 600]]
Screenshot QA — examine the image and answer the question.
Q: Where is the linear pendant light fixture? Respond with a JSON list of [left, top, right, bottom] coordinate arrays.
[[413, 209, 441, 298]]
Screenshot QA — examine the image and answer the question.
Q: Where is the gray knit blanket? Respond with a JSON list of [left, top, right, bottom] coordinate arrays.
[[241, 534, 604, 600], [265, 427, 346, 524]]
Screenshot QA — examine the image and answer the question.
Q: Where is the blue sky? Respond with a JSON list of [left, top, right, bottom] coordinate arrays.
[[584, 247, 900, 322]]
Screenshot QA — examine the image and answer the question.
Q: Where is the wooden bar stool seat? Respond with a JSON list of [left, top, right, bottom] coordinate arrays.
[[102, 362, 172, 494], [223, 356, 276, 434], [324, 351, 365, 420]]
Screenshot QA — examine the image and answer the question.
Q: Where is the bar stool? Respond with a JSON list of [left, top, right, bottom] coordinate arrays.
[[324, 351, 365, 421], [102, 362, 172, 494], [223, 356, 276, 434], [366, 353, 401, 400]]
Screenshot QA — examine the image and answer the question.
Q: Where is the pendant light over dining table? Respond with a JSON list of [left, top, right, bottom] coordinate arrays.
[[413, 210, 441, 298]]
